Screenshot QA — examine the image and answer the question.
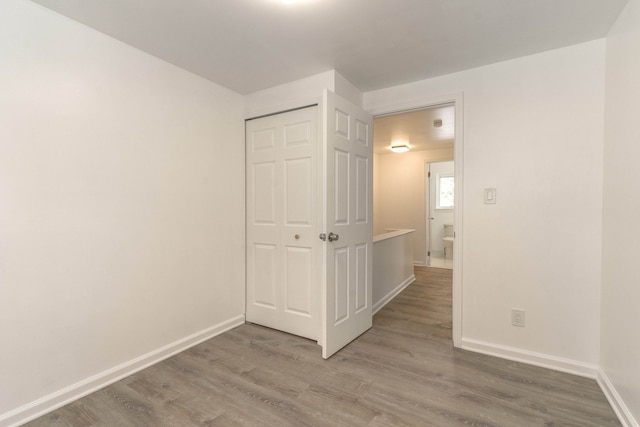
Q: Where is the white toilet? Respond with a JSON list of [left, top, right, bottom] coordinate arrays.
[[443, 224, 454, 259]]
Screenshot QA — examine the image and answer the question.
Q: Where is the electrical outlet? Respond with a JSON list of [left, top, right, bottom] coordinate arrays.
[[511, 309, 525, 327]]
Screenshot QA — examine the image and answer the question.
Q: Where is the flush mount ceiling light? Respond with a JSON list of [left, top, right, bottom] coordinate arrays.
[[390, 143, 410, 153]]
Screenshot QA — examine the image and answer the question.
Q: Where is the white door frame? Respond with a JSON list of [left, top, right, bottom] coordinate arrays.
[[366, 93, 464, 348], [426, 164, 432, 267], [426, 160, 455, 266]]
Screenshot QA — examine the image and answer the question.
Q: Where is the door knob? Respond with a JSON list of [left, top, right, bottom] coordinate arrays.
[[328, 232, 339, 242]]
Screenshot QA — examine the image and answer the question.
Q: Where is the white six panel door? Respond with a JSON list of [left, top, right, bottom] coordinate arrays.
[[321, 91, 373, 358], [246, 106, 319, 340]]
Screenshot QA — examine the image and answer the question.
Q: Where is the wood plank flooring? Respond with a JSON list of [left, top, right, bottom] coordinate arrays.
[[26, 267, 620, 426]]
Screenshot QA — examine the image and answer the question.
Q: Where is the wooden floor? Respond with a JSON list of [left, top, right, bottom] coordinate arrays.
[[26, 267, 620, 426]]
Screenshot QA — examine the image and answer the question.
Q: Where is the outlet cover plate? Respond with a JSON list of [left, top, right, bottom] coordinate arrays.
[[511, 309, 525, 327]]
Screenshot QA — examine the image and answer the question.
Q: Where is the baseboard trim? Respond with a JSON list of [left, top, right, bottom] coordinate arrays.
[[373, 274, 416, 314], [0, 315, 246, 427], [597, 368, 639, 427], [461, 338, 599, 379]]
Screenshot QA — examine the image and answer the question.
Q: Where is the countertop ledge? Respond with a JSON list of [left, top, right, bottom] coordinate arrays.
[[373, 228, 415, 243]]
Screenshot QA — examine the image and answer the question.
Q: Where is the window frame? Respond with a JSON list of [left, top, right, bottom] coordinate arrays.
[[435, 173, 454, 210]]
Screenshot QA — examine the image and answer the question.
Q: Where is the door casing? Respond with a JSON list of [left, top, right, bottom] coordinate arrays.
[[426, 161, 455, 265], [367, 93, 464, 348]]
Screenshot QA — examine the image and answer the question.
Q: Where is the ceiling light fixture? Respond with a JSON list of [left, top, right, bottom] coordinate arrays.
[[390, 143, 410, 153]]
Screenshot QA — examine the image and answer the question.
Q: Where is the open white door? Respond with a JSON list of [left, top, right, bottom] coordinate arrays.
[[321, 90, 373, 359]]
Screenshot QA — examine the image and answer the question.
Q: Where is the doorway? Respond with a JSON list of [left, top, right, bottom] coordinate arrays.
[[427, 161, 454, 269], [372, 104, 455, 268], [370, 94, 463, 347]]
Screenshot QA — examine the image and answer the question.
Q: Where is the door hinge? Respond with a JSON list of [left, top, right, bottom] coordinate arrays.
[[428, 172, 431, 178], [428, 251, 431, 256]]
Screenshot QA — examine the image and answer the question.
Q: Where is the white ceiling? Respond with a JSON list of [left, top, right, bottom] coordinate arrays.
[[28, 0, 628, 94], [374, 106, 454, 155]]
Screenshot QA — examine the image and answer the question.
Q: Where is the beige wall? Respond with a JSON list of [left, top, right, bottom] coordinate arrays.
[[374, 148, 454, 265], [0, 0, 245, 422], [601, 0, 640, 423]]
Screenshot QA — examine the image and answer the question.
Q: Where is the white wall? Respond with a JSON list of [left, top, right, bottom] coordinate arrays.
[[373, 230, 415, 313], [244, 71, 335, 118], [374, 148, 454, 264], [365, 40, 606, 372], [601, 0, 640, 423], [0, 0, 630, 423], [244, 70, 362, 118], [0, 0, 245, 423]]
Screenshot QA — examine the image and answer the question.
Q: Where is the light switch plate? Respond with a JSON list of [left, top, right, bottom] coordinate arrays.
[[484, 188, 497, 204]]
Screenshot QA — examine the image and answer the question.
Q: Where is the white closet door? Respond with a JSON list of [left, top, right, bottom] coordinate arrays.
[[321, 90, 373, 358], [246, 106, 319, 340]]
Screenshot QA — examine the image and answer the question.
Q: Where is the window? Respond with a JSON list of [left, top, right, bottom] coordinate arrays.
[[436, 174, 454, 209]]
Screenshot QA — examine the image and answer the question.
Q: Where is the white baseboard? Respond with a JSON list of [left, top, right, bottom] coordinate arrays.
[[373, 274, 416, 314], [597, 368, 639, 427], [0, 315, 246, 427], [461, 338, 599, 379]]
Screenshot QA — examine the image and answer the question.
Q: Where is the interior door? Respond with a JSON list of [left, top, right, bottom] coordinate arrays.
[[246, 106, 319, 340], [321, 90, 373, 359]]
